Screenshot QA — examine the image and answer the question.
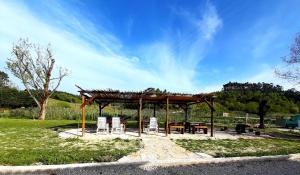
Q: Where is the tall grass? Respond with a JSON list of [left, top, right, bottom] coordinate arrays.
[[0, 98, 290, 128]]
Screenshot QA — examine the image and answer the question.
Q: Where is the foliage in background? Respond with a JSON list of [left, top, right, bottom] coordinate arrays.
[[1, 81, 300, 128], [217, 82, 299, 114], [0, 87, 36, 108], [0, 71, 10, 88], [50, 91, 81, 103]]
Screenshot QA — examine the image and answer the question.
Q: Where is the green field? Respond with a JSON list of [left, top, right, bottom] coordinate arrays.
[[0, 98, 285, 129], [0, 118, 140, 165], [176, 138, 300, 157]]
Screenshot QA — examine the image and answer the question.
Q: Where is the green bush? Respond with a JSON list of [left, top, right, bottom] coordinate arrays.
[[0, 88, 36, 108], [245, 102, 258, 113]]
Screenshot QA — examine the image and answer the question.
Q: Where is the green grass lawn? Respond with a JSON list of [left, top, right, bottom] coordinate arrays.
[[259, 128, 300, 138], [0, 118, 140, 165], [176, 138, 300, 157]]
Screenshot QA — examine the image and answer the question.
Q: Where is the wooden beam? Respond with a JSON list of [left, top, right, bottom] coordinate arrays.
[[80, 94, 98, 109], [98, 102, 110, 116], [153, 104, 156, 117], [75, 84, 84, 91], [184, 104, 188, 122], [165, 97, 169, 136], [99, 104, 102, 116], [138, 98, 142, 137], [210, 98, 214, 137], [81, 95, 86, 137], [187, 101, 205, 106], [204, 98, 216, 111]]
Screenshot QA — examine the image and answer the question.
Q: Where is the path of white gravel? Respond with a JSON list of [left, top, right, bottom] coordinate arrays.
[[59, 128, 268, 163]]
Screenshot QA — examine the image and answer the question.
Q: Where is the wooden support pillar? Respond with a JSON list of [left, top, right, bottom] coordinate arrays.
[[184, 104, 188, 122], [98, 103, 109, 117], [165, 97, 169, 136], [138, 98, 143, 137], [153, 104, 156, 117], [210, 98, 215, 137], [81, 95, 86, 137], [99, 103, 102, 116]]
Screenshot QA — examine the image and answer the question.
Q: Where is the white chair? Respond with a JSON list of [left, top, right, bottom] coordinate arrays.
[[97, 117, 109, 134], [146, 117, 159, 133], [111, 117, 124, 134]]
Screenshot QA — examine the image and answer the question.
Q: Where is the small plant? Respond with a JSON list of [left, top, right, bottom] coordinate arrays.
[[65, 137, 81, 142]]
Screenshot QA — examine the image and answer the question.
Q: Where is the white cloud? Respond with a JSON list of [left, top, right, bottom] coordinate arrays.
[[0, 1, 154, 93], [197, 2, 223, 40], [136, 1, 223, 92], [0, 1, 222, 94], [241, 65, 299, 90]]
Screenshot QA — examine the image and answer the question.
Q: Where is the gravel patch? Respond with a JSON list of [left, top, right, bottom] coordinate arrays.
[[59, 128, 266, 141]]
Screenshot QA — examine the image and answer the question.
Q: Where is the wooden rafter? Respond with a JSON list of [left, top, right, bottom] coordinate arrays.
[[77, 87, 215, 105]]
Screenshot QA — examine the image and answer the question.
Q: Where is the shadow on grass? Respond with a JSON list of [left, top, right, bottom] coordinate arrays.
[[265, 132, 300, 140], [49, 123, 96, 132]]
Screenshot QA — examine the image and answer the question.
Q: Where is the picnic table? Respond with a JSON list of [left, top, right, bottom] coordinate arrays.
[[192, 125, 208, 134], [185, 122, 206, 133], [167, 122, 185, 134]]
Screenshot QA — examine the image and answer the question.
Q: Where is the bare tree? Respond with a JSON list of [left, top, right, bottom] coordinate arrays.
[[6, 38, 68, 120], [275, 33, 300, 83]]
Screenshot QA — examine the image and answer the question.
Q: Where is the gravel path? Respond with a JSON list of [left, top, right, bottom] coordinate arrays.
[[118, 135, 211, 162]]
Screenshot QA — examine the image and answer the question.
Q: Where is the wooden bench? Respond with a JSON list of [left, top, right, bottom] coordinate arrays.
[[192, 125, 208, 134], [168, 125, 185, 134]]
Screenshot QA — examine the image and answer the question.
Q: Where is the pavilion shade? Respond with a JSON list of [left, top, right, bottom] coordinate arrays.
[[78, 88, 215, 106]]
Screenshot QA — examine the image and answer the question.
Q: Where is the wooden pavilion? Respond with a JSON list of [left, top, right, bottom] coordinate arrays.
[[78, 86, 216, 137]]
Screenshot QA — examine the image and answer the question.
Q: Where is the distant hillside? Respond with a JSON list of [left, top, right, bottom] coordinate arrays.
[[216, 82, 300, 114], [51, 91, 81, 103]]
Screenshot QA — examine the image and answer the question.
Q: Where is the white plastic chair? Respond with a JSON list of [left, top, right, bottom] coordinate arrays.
[[147, 117, 159, 133], [111, 117, 124, 134], [97, 117, 109, 134]]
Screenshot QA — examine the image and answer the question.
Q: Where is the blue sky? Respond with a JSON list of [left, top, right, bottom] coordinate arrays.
[[0, 0, 300, 93]]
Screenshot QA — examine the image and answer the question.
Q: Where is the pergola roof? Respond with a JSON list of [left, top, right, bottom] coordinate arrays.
[[77, 85, 216, 107], [77, 85, 216, 137]]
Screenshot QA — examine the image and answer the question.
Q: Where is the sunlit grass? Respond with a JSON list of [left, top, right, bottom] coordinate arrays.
[[176, 138, 300, 157], [0, 118, 140, 165]]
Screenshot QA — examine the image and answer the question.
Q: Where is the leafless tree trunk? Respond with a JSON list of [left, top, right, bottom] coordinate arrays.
[[38, 98, 48, 120], [6, 38, 68, 120]]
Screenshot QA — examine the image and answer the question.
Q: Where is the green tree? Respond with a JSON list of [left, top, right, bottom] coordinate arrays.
[[0, 70, 9, 88]]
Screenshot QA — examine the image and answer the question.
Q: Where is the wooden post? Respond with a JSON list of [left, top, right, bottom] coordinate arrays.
[[165, 97, 169, 136], [138, 98, 142, 137], [153, 104, 156, 117], [81, 95, 86, 137], [184, 104, 188, 122], [210, 98, 214, 137], [99, 103, 102, 116]]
